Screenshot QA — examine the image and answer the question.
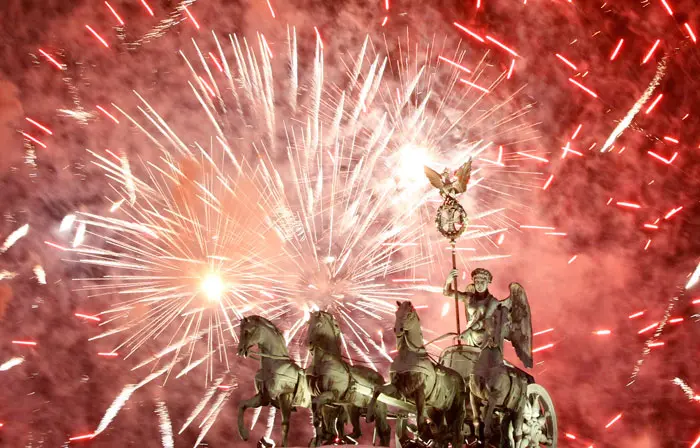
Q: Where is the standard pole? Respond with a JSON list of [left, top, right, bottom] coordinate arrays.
[[451, 240, 461, 345]]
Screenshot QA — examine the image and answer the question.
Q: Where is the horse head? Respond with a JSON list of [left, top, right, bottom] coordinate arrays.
[[237, 316, 258, 357], [307, 310, 341, 352], [394, 300, 421, 338]]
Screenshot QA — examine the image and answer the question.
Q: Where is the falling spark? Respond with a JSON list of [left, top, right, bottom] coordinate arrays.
[[568, 255, 577, 264], [659, 0, 673, 15], [645, 94, 663, 114], [12, 341, 37, 346], [507, 59, 515, 79], [453, 22, 485, 42], [266, 0, 276, 17], [571, 124, 583, 139], [516, 152, 549, 163], [96, 105, 120, 123], [605, 413, 622, 429], [21, 132, 47, 148], [533, 328, 554, 336], [381, 16, 388, 26], [438, 55, 471, 73], [104, 2, 125, 26], [610, 39, 624, 60], [85, 25, 110, 48], [140, 0, 155, 16], [686, 262, 700, 290], [485, 35, 519, 57], [533, 343, 554, 353], [629, 311, 645, 319], [208, 52, 223, 72], [642, 40, 661, 64], [664, 206, 682, 219], [685, 23, 697, 43], [0, 357, 24, 371], [38, 49, 65, 70], [183, 5, 200, 30], [638, 322, 659, 334], [520, 225, 556, 230], [460, 79, 490, 94], [75, 313, 101, 322], [616, 202, 641, 209], [98, 352, 119, 357], [594, 330, 611, 335], [663, 136, 679, 144], [25, 117, 53, 135], [569, 78, 598, 98], [542, 174, 554, 190], [556, 53, 578, 70], [1, 224, 29, 253], [69, 434, 95, 442]]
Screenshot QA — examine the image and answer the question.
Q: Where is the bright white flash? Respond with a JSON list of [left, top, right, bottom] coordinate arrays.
[[201, 273, 225, 302], [393, 144, 436, 193]]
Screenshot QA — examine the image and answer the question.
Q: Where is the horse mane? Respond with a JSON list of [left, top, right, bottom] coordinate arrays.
[[248, 315, 284, 339]]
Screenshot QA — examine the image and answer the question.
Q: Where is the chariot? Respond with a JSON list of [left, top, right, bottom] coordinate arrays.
[[359, 342, 557, 448]]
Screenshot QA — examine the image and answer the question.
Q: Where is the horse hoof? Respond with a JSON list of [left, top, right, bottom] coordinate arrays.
[[257, 438, 275, 448]]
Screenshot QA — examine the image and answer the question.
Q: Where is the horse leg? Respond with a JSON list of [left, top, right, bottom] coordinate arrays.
[[512, 396, 526, 448], [345, 405, 362, 442], [414, 386, 428, 440], [469, 377, 482, 442], [367, 383, 396, 423], [279, 393, 293, 447], [238, 392, 264, 441], [311, 391, 335, 447], [451, 392, 467, 448], [372, 401, 391, 447], [482, 390, 497, 444]]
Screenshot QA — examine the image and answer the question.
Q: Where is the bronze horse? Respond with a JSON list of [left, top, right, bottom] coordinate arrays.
[[237, 316, 340, 446], [306, 310, 391, 446], [369, 301, 466, 448]]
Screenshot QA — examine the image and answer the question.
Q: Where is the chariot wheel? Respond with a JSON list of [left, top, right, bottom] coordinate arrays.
[[509, 384, 557, 447]]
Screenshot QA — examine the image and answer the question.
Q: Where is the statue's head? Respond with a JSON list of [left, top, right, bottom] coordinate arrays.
[[471, 268, 493, 293]]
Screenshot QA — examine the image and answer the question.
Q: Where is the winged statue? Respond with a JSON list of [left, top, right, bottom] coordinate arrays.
[[501, 282, 533, 368], [424, 159, 472, 200]]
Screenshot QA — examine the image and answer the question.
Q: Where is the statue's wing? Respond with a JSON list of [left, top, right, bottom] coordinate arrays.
[[504, 282, 533, 368], [455, 159, 472, 193], [424, 166, 444, 190]]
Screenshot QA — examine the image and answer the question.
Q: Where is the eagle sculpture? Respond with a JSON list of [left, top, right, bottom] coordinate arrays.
[[424, 160, 472, 200]]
